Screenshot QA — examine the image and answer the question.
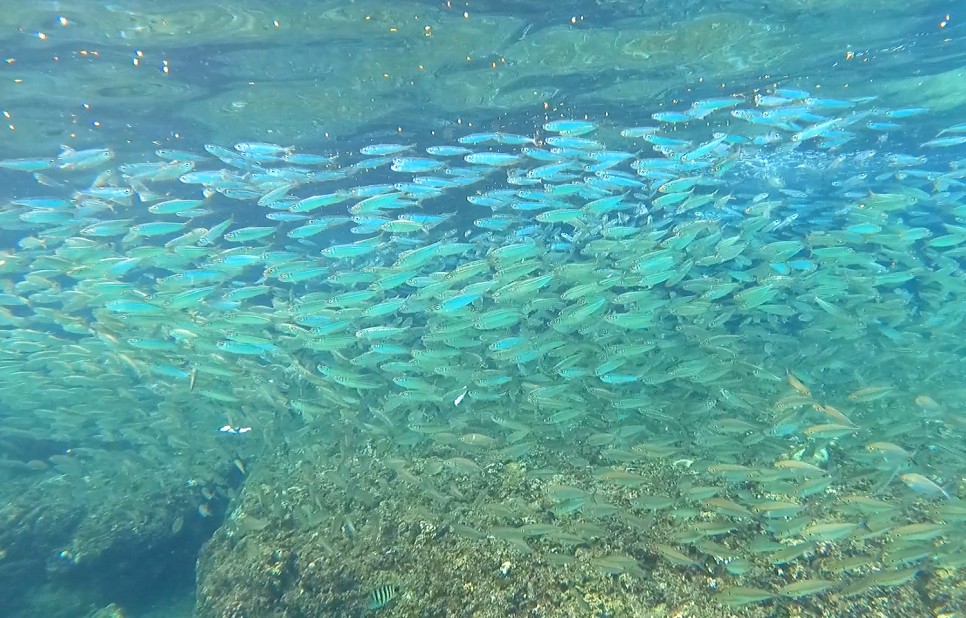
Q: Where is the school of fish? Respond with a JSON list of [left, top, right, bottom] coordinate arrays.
[[1, 85, 965, 608]]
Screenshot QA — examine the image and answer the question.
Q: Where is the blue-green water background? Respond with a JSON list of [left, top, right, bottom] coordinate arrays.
[[1, 1, 965, 617], [4, 1, 963, 159]]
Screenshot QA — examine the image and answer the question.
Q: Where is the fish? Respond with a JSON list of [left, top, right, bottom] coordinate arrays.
[[368, 584, 400, 610], [899, 473, 950, 499], [0, 76, 963, 617]]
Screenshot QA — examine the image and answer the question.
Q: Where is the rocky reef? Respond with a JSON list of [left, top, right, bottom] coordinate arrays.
[[194, 426, 964, 618], [0, 451, 234, 618]]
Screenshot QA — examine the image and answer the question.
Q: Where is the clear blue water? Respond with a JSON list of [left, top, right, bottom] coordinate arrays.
[[0, 2, 964, 617]]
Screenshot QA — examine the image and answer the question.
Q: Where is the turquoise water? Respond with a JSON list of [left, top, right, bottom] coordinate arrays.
[[0, 2, 964, 617]]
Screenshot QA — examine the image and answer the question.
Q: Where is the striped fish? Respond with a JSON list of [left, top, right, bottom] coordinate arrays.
[[368, 583, 400, 610]]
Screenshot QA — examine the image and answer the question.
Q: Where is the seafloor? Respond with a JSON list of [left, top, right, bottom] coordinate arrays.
[[193, 427, 964, 618], [0, 2, 963, 617], [1, 403, 963, 617]]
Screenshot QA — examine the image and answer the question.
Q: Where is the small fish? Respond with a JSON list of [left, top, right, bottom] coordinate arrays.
[[812, 404, 855, 426], [914, 395, 943, 414], [778, 578, 837, 598], [847, 386, 896, 402], [464, 152, 521, 167], [360, 143, 413, 156], [58, 147, 114, 170], [899, 473, 950, 499], [129, 221, 188, 237], [0, 157, 56, 172], [803, 423, 856, 439], [714, 586, 774, 607], [390, 157, 443, 173], [223, 226, 275, 242], [368, 584, 400, 610], [543, 119, 596, 136], [922, 136, 966, 148], [785, 370, 810, 396], [652, 111, 692, 123], [234, 141, 292, 156], [420, 145, 468, 158], [865, 442, 913, 460]]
